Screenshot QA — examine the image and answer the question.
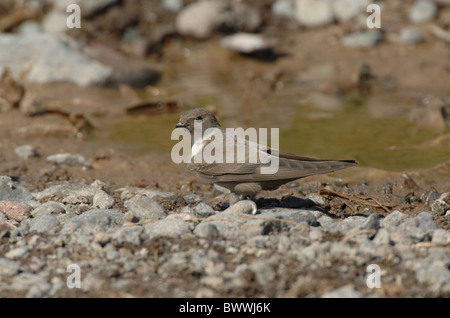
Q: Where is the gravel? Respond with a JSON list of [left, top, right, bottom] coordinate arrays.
[[0, 176, 449, 297]]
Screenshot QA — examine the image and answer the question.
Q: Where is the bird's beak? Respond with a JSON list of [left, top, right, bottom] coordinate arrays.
[[175, 122, 186, 128]]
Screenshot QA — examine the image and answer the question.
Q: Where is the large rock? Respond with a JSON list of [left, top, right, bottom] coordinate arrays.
[[0, 33, 160, 87]]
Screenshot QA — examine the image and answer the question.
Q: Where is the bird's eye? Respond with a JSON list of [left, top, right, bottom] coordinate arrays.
[[196, 116, 203, 121]]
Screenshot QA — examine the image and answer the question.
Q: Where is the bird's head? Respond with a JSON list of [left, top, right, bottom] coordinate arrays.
[[175, 108, 222, 135]]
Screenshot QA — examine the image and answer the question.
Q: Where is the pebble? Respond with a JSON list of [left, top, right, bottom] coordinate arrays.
[[0, 201, 30, 222], [14, 145, 38, 160], [431, 193, 450, 215], [0, 176, 33, 202], [332, 0, 371, 22], [60, 209, 124, 234], [175, 0, 261, 39], [5, 246, 29, 259], [397, 212, 438, 241], [144, 218, 191, 238], [224, 200, 257, 215], [34, 183, 115, 210], [47, 153, 92, 167], [194, 222, 220, 238], [400, 27, 425, 45], [30, 215, 61, 234], [294, 0, 334, 28], [183, 193, 202, 204], [124, 195, 167, 221], [410, 0, 437, 24], [341, 31, 384, 48], [194, 202, 216, 218], [272, 0, 296, 19]]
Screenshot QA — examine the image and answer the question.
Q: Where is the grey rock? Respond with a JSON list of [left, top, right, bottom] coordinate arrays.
[[321, 284, 362, 298], [144, 218, 191, 238], [0, 176, 33, 202], [120, 187, 177, 201], [306, 193, 330, 209], [61, 209, 124, 234], [0, 33, 112, 86], [213, 184, 230, 195], [31, 201, 67, 218], [372, 228, 392, 246], [381, 210, 410, 228], [34, 183, 115, 209], [194, 222, 220, 238], [410, 0, 437, 24], [325, 216, 366, 234], [14, 145, 38, 160], [0, 258, 21, 276], [294, 0, 334, 27], [431, 228, 450, 244], [109, 226, 143, 246], [359, 213, 381, 231], [397, 212, 438, 241], [224, 200, 257, 215], [195, 202, 216, 218], [415, 259, 450, 286], [318, 215, 334, 227], [400, 27, 425, 45], [341, 31, 384, 48], [30, 214, 60, 233], [124, 195, 167, 221], [431, 192, 450, 215], [47, 153, 91, 167], [183, 194, 202, 204]]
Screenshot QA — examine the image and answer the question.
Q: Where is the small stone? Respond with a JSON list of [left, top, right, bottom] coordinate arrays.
[[194, 222, 220, 238], [224, 200, 257, 215], [0, 201, 30, 222], [431, 193, 450, 215], [294, 0, 334, 28], [400, 27, 425, 45], [410, 0, 437, 24], [397, 212, 438, 241], [47, 153, 92, 167], [124, 195, 167, 221], [332, 0, 371, 22], [381, 210, 410, 228], [431, 229, 450, 244], [272, 0, 296, 19], [183, 194, 202, 204], [359, 213, 381, 231], [0, 176, 33, 202], [30, 214, 60, 233], [372, 228, 392, 246], [221, 33, 274, 54], [305, 193, 330, 209], [341, 31, 384, 48], [144, 218, 191, 238], [195, 202, 216, 218], [14, 145, 38, 159], [0, 257, 21, 276], [317, 215, 334, 227], [5, 246, 29, 259], [213, 184, 230, 195], [60, 209, 124, 234]]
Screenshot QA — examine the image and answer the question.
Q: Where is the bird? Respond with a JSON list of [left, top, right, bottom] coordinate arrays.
[[175, 108, 356, 201]]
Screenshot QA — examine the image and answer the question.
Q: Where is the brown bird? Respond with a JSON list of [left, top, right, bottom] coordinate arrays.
[[175, 108, 356, 200]]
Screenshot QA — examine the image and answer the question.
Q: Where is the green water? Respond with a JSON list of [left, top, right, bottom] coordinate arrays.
[[91, 103, 450, 172]]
